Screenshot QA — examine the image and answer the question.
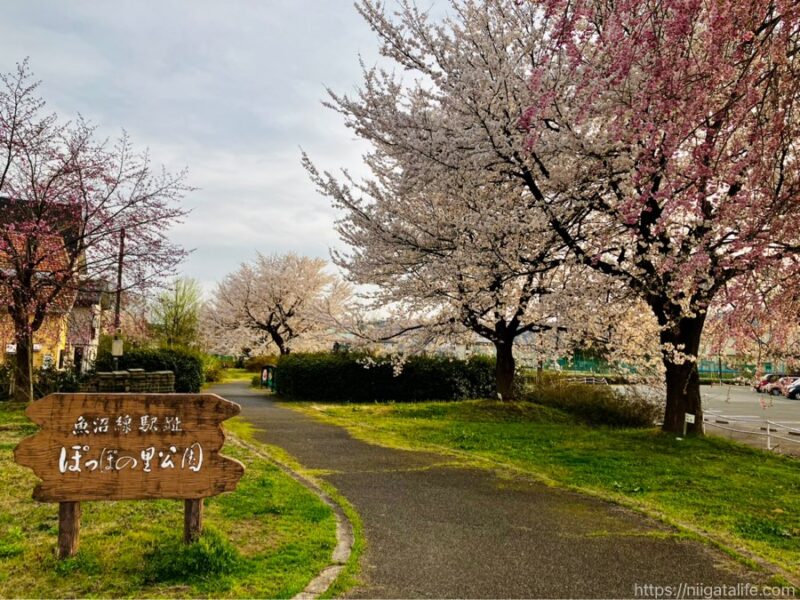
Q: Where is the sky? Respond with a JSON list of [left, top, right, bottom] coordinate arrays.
[[0, 1, 421, 294]]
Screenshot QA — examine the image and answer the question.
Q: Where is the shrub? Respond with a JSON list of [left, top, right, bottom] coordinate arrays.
[[0, 363, 87, 401], [213, 355, 236, 369], [275, 352, 494, 402], [203, 355, 224, 383], [525, 379, 662, 428], [95, 347, 204, 392], [33, 368, 83, 399], [242, 354, 279, 372]]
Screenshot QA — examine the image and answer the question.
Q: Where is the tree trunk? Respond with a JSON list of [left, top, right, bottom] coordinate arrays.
[[494, 339, 516, 400], [660, 314, 706, 436], [268, 329, 289, 355], [12, 330, 34, 403]]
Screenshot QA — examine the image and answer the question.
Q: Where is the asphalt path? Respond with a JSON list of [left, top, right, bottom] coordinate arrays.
[[214, 381, 764, 599]]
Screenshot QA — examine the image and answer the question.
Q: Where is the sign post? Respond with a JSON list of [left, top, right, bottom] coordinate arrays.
[[683, 412, 696, 437], [15, 393, 245, 558], [111, 337, 124, 371]]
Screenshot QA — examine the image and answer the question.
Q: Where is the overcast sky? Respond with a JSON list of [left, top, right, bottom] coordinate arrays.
[[0, 1, 425, 293]]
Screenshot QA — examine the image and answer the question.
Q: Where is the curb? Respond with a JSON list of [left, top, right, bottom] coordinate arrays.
[[228, 436, 355, 600]]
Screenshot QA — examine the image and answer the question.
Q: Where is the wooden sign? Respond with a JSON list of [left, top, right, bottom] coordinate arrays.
[[14, 393, 245, 557]]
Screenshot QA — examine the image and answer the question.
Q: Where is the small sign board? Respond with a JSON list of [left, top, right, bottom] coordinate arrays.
[[685, 413, 696, 424], [15, 393, 244, 556], [111, 338, 124, 357], [4, 343, 42, 354]]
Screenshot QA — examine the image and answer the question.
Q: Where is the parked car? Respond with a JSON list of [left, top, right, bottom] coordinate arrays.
[[786, 379, 800, 400], [778, 376, 800, 396], [754, 373, 782, 393], [764, 376, 798, 396]]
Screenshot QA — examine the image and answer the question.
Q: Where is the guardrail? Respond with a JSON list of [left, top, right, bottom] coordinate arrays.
[[564, 376, 609, 386]]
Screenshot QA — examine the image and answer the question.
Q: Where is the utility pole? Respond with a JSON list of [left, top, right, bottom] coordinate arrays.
[[112, 228, 125, 371]]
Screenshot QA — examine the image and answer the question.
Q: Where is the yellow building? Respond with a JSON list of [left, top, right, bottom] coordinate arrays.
[[0, 220, 103, 373], [0, 313, 69, 370], [0, 289, 103, 373]]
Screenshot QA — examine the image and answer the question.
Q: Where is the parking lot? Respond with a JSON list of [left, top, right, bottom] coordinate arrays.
[[701, 384, 800, 455], [703, 384, 800, 420]]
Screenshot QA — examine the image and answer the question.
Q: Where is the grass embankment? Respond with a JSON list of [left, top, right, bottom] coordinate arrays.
[[0, 405, 337, 598], [289, 400, 800, 578]]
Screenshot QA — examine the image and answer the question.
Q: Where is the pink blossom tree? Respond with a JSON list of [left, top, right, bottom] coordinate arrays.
[[518, 0, 800, 433], [340, 0, 800, 433], [704, 270, 800, 373], [0, 62, 190, 402]]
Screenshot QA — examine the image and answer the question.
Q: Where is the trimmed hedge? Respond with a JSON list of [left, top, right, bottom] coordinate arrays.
[[275, 352, 494, 402], [95, 347, 204, 393]]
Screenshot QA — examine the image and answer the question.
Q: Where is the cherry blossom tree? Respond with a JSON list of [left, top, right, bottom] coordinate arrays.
[[705, 271, 800, 373], [305, 156, 624, 398], [0, 62, 189, 402], [514, 0, 800, 433], [203, 252, 352, 355], [334, 0, 800, 433]]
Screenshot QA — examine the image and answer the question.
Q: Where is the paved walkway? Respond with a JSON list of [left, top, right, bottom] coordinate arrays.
[[214, 382, 762, 599]]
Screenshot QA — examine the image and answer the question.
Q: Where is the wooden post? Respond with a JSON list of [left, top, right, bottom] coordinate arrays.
[[184, 498, 203, 543], [58, 501, 81, 559]]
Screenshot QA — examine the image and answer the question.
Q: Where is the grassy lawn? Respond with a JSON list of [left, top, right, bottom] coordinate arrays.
[[221, 368, 256, 383], [0, 405, 337, 598], [224, 418, 365, 600], [287, 400, 800, 579]]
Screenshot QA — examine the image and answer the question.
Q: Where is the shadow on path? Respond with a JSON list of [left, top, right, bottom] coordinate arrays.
[[214, 381, 761, 599]]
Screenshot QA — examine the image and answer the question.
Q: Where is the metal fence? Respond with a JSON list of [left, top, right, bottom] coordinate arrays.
[[703, 412, 800, 454]]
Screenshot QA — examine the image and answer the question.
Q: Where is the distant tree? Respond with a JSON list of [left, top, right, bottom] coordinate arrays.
[[204, 253, 351, 355], [0, 61, 190, 402], [151, 278, 202, 349]]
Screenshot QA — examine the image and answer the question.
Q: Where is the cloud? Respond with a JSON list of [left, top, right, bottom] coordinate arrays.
[[0, 0, 399, 290]]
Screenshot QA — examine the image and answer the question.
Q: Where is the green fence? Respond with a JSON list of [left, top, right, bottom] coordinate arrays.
[[548, 355, 767, 380]]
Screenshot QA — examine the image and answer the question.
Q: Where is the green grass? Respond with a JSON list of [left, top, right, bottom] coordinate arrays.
[[224, 417, 365, 598], [0, 404, 337, 598], [287, 400, 800, 578], [220, 368, 255, 383]]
